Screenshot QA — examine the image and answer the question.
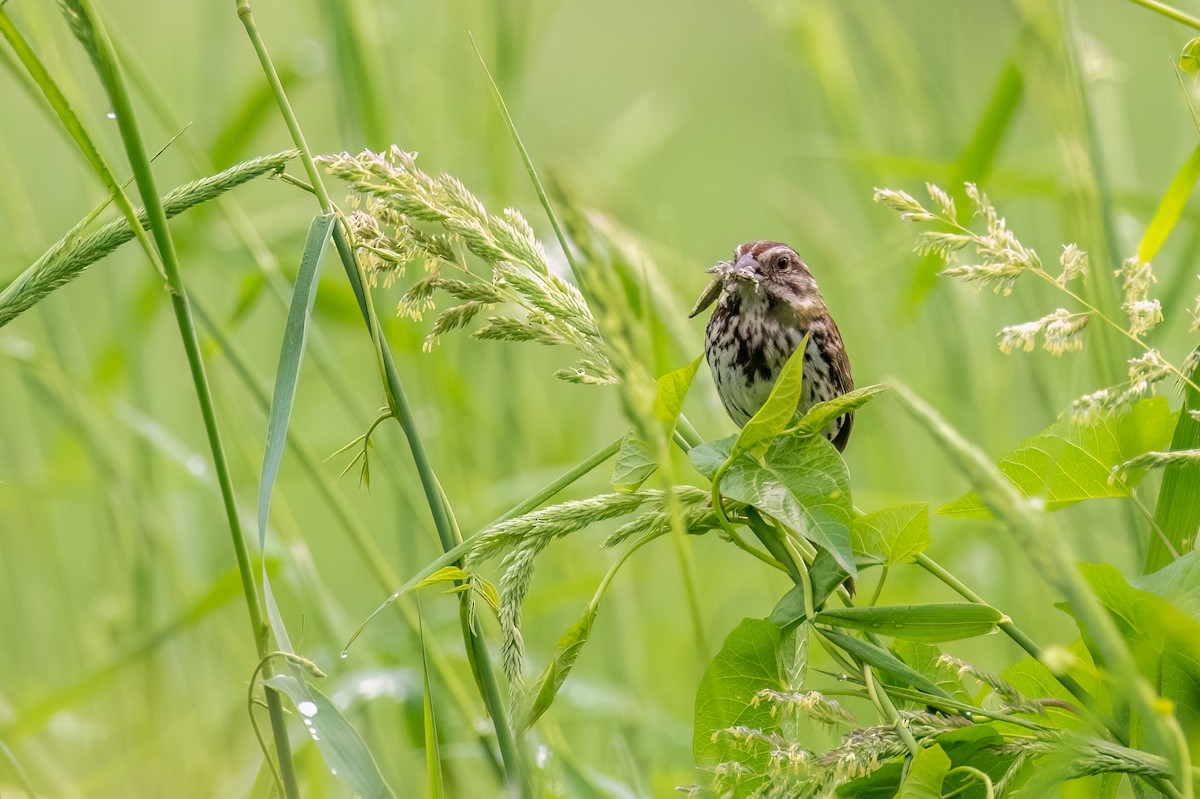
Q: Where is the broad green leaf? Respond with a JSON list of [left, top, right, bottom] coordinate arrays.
[[1001, 645, 1096, 732], [263, 674, 396, 799], [610, 432, 656, 492], [815, 603, 1004, 643], [691, 434, 855, 574], [852, 503, 930, 566], [769, 550, 848, 628], [939, 398, 1174, 517], [819, 630, 951, 699], [795, 384, 887, 438], [1135, 549, 1200, 619], [1146, 346, 1200, 572], [1070, 562, 1200, 720], [735, 333, 810, 455], [898, 743, 950, 798], [519, 605, 598, 732], [1137, 144, 1200, 264], [653, 355, 702, 441], [935, 725, 1014, 797], [694, 618, 782, 791]]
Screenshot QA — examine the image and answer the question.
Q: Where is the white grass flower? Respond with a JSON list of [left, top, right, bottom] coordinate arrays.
[[998, 319, 1043, 353], [1057, 243, 1088, 285], [1128, 349, 1171, 396], [872, 188, 935, 221], [941, 262, 1027, 295], [1122, 298, 1163, 338], [1041, 309, 1089, 356], [926, 182, 956, 221], [1116, 257, 1156, 305]]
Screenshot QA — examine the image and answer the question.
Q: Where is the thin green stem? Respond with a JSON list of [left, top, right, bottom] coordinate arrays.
[[470, 36, 582, 287], [1125, 0, 1200, 29], [868, 565, 889, 607], [727, 528, 789, 573], [492, 438, 622, 524], [70, 1, 298, 793], [863, 665, 919, 756], [233, 2, 527, 792], [944, 767, 995, 799], [914, 553, 1095, 709]]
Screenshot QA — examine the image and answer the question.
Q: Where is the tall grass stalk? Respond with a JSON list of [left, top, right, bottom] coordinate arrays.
[[52, 0, 300, 793], [233, 1, 527, 791]]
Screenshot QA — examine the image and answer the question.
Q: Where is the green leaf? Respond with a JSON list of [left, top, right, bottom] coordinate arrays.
[[1071, 562, 1200, 721], [819, 630, 951, 699], [890, 641, 972, 706], [898, 743, 950, 798], [263, 674, 396, 799], [519, 605, 598, 732], [1146, 346, 1200, 572], [837, 762, 904, 798], [852, 503, 930, 566], [413, 566, 471, 590], [939, 398, 1174, 517], [1001, 646, 1095, 731], [610, 432, 657, 492], [653, 355, 702, 442], [1137, 144, 1200, 264], [1136, 549, 1200, 619], [936, 725, 1013, 797], [257, 213, 334, 659], [735, 333, 810, 455], [795, 384, 887, 438], [816, 603, 1004, 643], [694, 618, 782, 789], [1183, 36, 1200, 73], [691, 434, 856, 574]]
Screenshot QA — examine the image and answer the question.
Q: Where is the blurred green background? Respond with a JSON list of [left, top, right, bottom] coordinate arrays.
[[1, 0, 1198, 795]]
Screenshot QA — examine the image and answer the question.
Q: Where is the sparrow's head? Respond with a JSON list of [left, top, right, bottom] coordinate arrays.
[[688, 241, 821, 318]]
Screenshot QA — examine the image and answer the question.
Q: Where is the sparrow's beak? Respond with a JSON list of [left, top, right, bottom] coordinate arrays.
[[708, 254, 760, 283]]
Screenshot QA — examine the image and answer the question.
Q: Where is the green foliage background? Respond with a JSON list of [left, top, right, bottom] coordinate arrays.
[[1, 0, 1199, 796]]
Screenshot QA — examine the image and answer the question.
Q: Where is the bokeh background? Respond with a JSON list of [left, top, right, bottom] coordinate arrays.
[[1, 0, 1197, 795]]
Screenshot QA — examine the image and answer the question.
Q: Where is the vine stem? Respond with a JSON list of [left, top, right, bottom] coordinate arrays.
[[233, 1, 527, 793]]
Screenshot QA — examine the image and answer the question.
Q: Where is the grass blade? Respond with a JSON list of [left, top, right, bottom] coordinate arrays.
[[1136, 143, 1200, 264], [263, 675, 397, 799], [257, 212, 334, 651], [419, 603, 445, 799], [1145, 346, 1200, 572]]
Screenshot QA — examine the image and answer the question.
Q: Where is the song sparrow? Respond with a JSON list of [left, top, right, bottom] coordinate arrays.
[[689, 241, 854, 451]]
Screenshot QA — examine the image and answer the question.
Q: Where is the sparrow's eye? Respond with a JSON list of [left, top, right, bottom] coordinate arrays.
[[775, 255, 790, 270]]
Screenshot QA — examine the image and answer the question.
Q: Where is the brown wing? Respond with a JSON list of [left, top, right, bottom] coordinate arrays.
[[815, 315, 854, 453]]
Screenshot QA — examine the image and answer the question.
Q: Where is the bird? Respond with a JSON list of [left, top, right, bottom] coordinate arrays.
[[689, 240, 854, 451]]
